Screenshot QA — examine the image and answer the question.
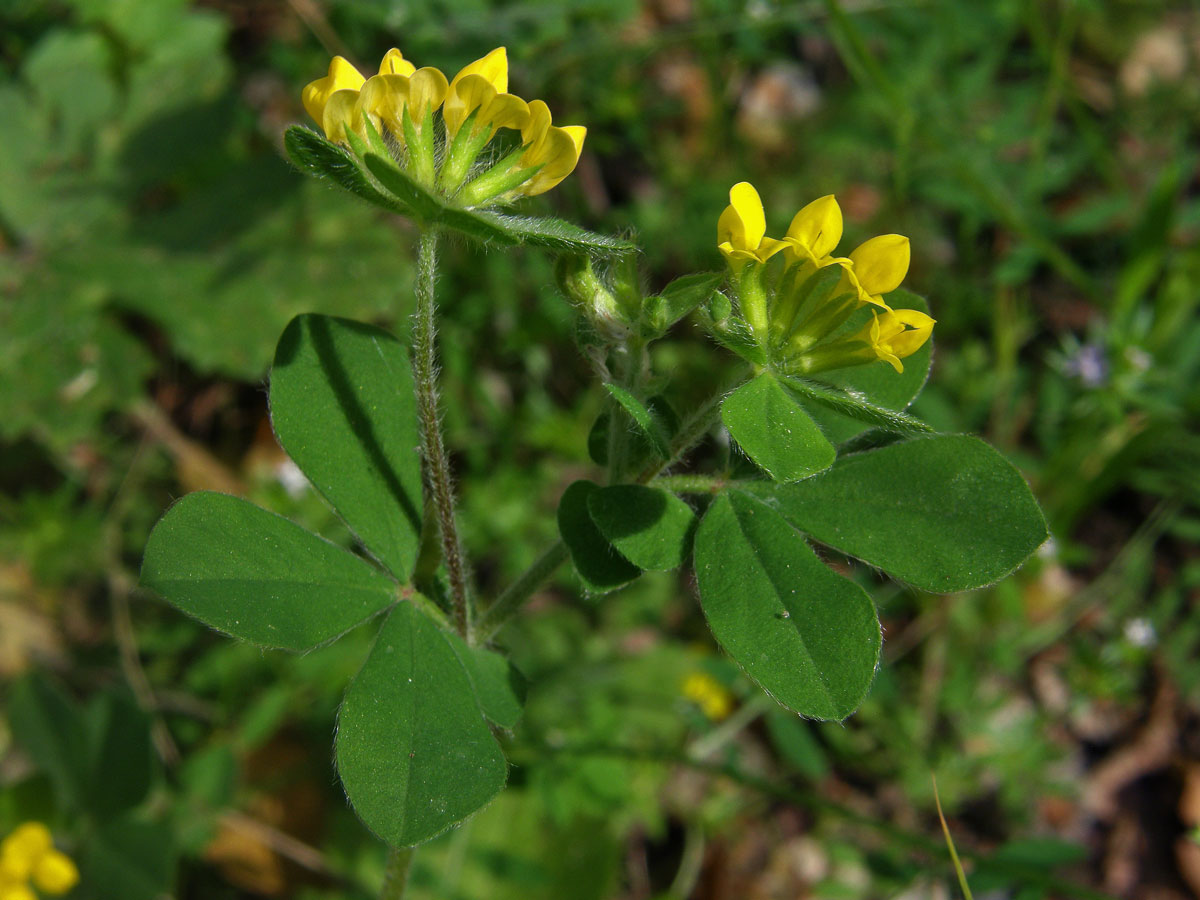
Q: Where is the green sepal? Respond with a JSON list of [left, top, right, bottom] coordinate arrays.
[[772, 264, 845, 344], [362, 152, 443, 221], [704, 292, 767, 365]]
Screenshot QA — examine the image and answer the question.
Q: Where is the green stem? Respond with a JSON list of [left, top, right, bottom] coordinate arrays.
[[606, 337, 645, 484], [635, 372, 742, 484], [651, 474, 726, 494], [379, 847, 414, 900], [475, 540, 569, 643], [412, 229, 472, 638]]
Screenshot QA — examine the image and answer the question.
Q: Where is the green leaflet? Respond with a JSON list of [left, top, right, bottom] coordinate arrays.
[[141, 491, 397, 651], [722, 372, 836, 481], [604, 383, 672, 460], [557, 480, 641, 593], [270, 314, 424, 581], [336, 602, 507, 847], [587, 485, 697, 571], [694, 491, 881, 720], [642, 271, 724, 337], [444, 630, 526, 730], [746, 434, 1049, 592]]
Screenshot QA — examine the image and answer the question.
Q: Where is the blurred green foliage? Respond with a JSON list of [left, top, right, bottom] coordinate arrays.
[[2, 0, 1199, 897]]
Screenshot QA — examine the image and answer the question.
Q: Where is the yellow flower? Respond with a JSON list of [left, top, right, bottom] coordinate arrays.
[[358, 66, 450, 141], [845, 234, 911, 308], [511, 100, 586, 197], [0, 883, 37, 900], [717, 182, 786, 266], [0, 823, 78, 898], [0, 825, 51, 882], [32, 852, 78, 896], [783, 194, 846, 267], [856, 308, 935, 372], [302, 56, 367, 141], [442, 47, 531, 140], [682, 672, 734, 721]]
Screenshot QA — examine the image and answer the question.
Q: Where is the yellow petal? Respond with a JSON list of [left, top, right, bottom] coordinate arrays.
[[886, 308, 935, 358], [561, 125, 587, 157], [358, 74, 409, 136], [1, 824, 52, 865], [518, 125, 584, 196], [321, 88, 362, 142], [32, 851, 78, 896], [0, 883, 37, 900], [450, 46, 508, 94], [786, 194, 843, 259], [406, 66, 449, 122], [378, 47, 416, 77], [487, 92, 531, 132], [849, 234, 910, 297], [302, 56, 366, 125], [719, 182, 766, 252]]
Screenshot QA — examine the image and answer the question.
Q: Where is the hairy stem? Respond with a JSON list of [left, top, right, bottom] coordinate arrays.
[[650, 474, 727, 495], [379, 847, 414, 900], [412, 229, 472, 638], [475, 540, 569, 643]]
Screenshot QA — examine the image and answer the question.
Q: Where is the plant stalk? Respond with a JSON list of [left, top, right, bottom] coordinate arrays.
[[412, 228, 472, 638], [475, 540, 569, 643], [379, 847, 414, 900]]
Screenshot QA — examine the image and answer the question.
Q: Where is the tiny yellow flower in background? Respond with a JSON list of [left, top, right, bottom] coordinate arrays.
[[682, 671, 734, 721], [783, 194, 846, 267], [0, 823, 78, 898], [846, 234, 911, 308], [0, 825, 51, 881], [717, 182, 785, 266], [0, 883, 37, 900], [856, 308, 936, 372], [32, 853, 78, 896]]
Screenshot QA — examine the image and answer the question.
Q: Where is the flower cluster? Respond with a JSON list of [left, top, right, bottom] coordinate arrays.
[[0, 823, 78, 900], [714, 182, 934, 374], [303, 47, 586, 206], [682, 671, 734, 721]]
